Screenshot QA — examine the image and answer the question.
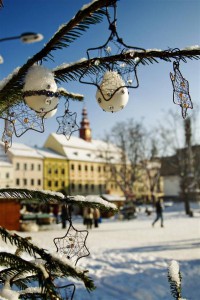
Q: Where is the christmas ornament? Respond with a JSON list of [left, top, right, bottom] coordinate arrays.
[[56, 99, 79, 139], [0, 101, 45, 138], [23, 65, 59, 118], [96, 71, 129, 112], [54, 223, 90, 266], [170, 60, 193, 119], [54, 281, 76, 300], [79, 3, 144, 112], [2, 120, 14, 152]]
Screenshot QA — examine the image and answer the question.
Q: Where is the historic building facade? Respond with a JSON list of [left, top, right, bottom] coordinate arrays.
[[0, 142, 14, 188], [0, 108, 164, 201], [36, 148, 68, 192], [6, 143, 44, 190], [44, 108, 122, 196]]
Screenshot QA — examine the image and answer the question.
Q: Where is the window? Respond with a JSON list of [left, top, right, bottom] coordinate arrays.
[[48, 181, 52, 187], [78, 165, 81, 171], [85, 165, 88, 171], [55, 181, 58, 187], [6, 173, 9, 179], [23, 179, 27, 186], [71, 164, 74, 170], [24, 163, 27, 170], [31, 164, 34, 171], [71, 183, 75, 191], [38, 179, 41, 186], [91, 184, 94, 191], [55, 169, 58, 174], [61, 168, 65, 175], [38, 164, 41, 171], [16, 178, 20, 185], [48, 168, 52, 174], [85, 184, 88, 191], [62, 181, 65, 187], [99, 184, 102, 192], [31, 179, 34, 186], [16, 163, 20, 170], [91, 165, 94, 172], [98, 166, 101, 172], [78, 184, 82, 191]]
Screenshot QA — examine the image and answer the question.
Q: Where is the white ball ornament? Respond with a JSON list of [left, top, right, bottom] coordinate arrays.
[[96, 71, 129, 112], [40, 107, 58, 119], [23, 65, 59, 118]]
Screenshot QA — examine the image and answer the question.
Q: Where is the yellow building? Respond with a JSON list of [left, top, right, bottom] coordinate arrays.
[[36, 148, 68, 192], [44, 108, 122, 196]]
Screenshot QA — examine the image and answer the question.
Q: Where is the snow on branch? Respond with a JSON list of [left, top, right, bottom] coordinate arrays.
[[0, 227, 95, 291], [168, 260, 183, 300], [0, 188, 118, 212]]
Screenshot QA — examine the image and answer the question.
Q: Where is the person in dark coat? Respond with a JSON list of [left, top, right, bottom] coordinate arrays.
[[61, 205, 68, 229], [53, 204, 59, 224], [93, 208, 100, 228], [152, 199, 164, 227]]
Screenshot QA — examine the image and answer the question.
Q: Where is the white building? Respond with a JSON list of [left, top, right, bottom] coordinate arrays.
[[0, 142, 13, 188], [7, 143, 44, 190]]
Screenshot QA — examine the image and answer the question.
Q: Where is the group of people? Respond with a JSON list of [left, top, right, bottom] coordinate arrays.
[[53, 199, 164, 230], [83, 207, 101, 229]]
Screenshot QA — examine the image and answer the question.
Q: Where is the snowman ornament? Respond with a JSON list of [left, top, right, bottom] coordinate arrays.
[[23, 65, 59, 118]]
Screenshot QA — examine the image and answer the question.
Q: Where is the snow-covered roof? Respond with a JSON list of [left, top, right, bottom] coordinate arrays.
[[101, 194, 126, 202], [36, 147, 66, 160], [45, 133, 121, 163], [7, 142, 43, 159]]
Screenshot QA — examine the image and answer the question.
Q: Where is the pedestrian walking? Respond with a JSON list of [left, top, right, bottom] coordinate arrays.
[[93, 208, 100, 228], [83, 207, 94, 229], [152, 198, 164, 227], [61, 205, 68, 229]]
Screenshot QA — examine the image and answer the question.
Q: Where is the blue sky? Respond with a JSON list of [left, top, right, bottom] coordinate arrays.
[[0, 0, 200, 147]]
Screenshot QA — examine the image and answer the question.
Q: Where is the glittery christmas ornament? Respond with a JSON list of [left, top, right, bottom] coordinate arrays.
[[23, 65, 59, 117], [96, 71, 129, 112], [170, 61, 193, 119]]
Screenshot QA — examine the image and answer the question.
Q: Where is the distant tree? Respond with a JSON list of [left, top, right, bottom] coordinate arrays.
[[103, 119, 162, 205], [158, 109, 200, 215]]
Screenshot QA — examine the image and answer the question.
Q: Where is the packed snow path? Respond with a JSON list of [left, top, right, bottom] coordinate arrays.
[[3, 203, 200, 300]]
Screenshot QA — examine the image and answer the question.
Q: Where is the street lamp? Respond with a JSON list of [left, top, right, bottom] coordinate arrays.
[[0, 32, 43, 64], [0, 32, 43, 44]]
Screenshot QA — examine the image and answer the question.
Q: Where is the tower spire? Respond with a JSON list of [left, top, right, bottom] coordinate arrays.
[[79, 107, 92, 142]]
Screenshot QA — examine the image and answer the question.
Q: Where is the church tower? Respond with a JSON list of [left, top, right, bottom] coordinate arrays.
[[79, 107, 92, 142]]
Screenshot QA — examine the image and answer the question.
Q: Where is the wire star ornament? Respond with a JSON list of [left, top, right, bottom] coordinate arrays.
[[2, 119, 14, 152], [170, 61, 193, 119], [54, 224, 90, 266], [79, 3, 145, 101], [54, 281, 76, 300], [0, 101, 45, 138], [56, 100, 79, 140]]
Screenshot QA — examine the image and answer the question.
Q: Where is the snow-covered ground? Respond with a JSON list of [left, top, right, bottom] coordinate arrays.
[[1, 202, 200, 299]]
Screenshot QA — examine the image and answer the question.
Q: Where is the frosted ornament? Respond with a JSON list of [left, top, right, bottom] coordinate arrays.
[[96, 71, 129, 112], [23, 65, 59, 116], [39, 107, 58, 119]]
